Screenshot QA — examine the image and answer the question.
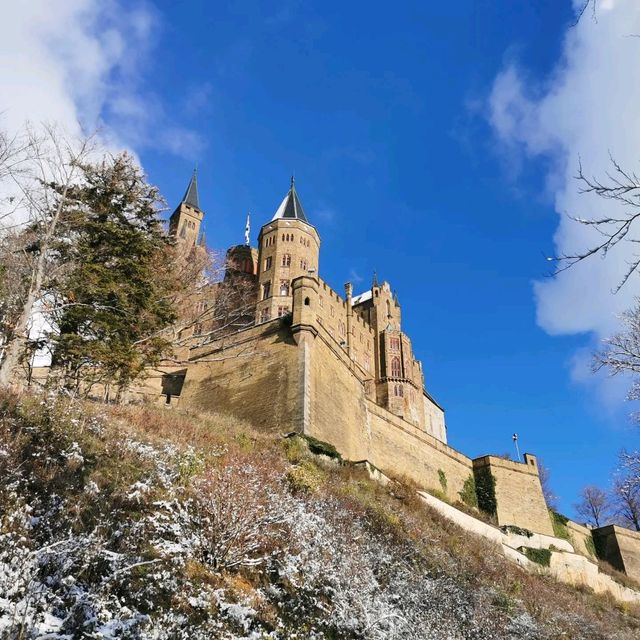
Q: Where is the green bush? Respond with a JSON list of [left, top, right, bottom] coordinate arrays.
[[286, 460, 326, 494], [521, 547, 552, 567], [304, 435, 341, 460], [459, 474, 478, 508], [585, 535, 597, 558], [474, 468, 496, 515], [283, 435, 309, 463]]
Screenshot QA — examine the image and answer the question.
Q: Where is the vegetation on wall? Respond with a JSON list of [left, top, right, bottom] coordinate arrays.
[[521, 547, 552, 568], [550, 510, 572, 542], [475, 467, 497, 516], [459, 474, 478, 509], [438, 468, 448, 493]]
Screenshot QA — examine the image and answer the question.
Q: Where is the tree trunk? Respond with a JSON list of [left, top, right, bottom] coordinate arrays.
[[0, 178, 74, 387]]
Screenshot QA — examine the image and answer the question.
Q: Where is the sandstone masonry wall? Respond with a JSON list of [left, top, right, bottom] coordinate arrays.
[[179, 320, 302, 433], [473, 455, 554, 537]]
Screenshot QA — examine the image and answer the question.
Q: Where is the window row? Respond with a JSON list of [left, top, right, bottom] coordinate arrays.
[[263, 254, 311, 271], [261, 279, 292, 299]]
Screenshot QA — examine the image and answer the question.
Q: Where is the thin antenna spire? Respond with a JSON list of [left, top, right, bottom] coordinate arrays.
[[245, 213, 251, 246]]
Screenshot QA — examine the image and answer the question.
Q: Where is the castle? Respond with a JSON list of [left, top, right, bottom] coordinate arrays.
[[134, 172, 640, 587]]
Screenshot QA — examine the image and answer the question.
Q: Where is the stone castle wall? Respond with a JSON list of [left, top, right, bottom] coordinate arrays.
[[177, 308, 555, 537], [473, 455, 554, 537], [180, 320, 303, 434]]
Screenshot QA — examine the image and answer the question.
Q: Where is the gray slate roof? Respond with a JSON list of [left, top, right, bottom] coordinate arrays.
[[272, 177, 308, 223], [182, 170, 200, 210]]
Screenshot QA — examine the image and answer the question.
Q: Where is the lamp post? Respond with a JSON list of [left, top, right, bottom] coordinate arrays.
[[512, 433, 521, 462]]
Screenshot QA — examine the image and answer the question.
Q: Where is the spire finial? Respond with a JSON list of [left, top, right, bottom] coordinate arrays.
[[291, 174, 295, 188], [372, 270, 379, 288], [245, 213, 251, 246]]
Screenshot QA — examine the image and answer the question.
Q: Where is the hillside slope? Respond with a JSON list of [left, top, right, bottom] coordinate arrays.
[[1, 390, 639, 639]]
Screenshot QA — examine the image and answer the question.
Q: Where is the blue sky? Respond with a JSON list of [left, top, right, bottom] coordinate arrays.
[[3, 0, 640, 518]]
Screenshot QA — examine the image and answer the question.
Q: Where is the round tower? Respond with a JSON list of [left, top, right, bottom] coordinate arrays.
[[255, 178, 320, 323]]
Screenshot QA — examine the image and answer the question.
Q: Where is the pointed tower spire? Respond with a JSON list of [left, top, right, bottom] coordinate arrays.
[[372, 271, 379, 288], [272, 176, 309, 223], [182, 168, 200, 210]]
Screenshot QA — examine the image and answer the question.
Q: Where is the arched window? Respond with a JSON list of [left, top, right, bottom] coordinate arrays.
[[386, 300, 391, 318], [280, 280, 290, 296], [282, 254, 291, 267], [391, 356, 401, 378], [282, 233, 285, 241]]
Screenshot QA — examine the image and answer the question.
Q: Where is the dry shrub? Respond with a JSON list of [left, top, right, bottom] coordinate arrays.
[[191, 453, 291, 571]]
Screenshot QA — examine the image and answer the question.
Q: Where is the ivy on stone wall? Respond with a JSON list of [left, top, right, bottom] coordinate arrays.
[[474, 467, 497, 516], [459, 474, 478, 509], [520, 547, 552, 567], [549, 510, 571, 542], [438, 469, 448, 493], [585, 535, 597, 558]]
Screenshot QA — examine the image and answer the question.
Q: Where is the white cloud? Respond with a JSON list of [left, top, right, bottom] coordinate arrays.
[[0, 0, 204, 159], [487, 0, 640, 366]]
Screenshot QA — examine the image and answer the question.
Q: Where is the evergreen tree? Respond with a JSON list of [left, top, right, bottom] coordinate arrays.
[[49, 153, 178, 396]]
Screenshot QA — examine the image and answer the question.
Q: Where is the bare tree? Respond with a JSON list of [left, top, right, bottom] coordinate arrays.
[[0, 124, 94, 387], [552, 157, 640, 292], [574, 485, 610, 528], [612, 478, 640, 531], [611, 451, 640, 531], [538, 460, 559, 510]]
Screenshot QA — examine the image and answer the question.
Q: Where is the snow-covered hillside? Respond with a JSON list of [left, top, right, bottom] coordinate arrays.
[[1, 391, 638, 639]]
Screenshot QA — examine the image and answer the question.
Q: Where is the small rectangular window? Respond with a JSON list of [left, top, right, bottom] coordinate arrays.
[[264, 256, 272, 271], [262, 281, 271, 300]]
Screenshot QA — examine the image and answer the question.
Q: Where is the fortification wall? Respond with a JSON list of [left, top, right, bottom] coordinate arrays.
[[593, 525, 640, 582], [566, 520, 597, 560], [473, 455, 554, 537], [179, 320, 302, 433], [315, 278, 375, 375], [365, 400, 474, 501], [178, 314, 555, 536], [303, 324, 475, 502]]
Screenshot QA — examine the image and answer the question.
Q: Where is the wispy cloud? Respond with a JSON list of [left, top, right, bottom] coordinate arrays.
[[486, 0, 640, 400], [0, 0, 204, 161]]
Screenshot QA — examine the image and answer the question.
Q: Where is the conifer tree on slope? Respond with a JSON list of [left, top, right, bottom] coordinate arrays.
[[48, 153, 179, 397]]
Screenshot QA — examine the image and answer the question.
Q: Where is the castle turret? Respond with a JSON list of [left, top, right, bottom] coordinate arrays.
[[169, 170, 205, 251], [255, 178, 320, 323]]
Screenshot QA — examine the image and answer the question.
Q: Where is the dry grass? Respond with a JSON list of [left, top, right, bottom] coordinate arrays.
[[6, 390, 640, 638]]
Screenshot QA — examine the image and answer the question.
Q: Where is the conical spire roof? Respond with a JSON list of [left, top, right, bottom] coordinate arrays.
[[272, 176, 308, 223], [182, 169, 200, 210]]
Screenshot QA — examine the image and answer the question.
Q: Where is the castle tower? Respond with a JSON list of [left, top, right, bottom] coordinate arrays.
[[169, 170, 205, 251], [255, 178, 320, 323], [353, 278, 425, 425]]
